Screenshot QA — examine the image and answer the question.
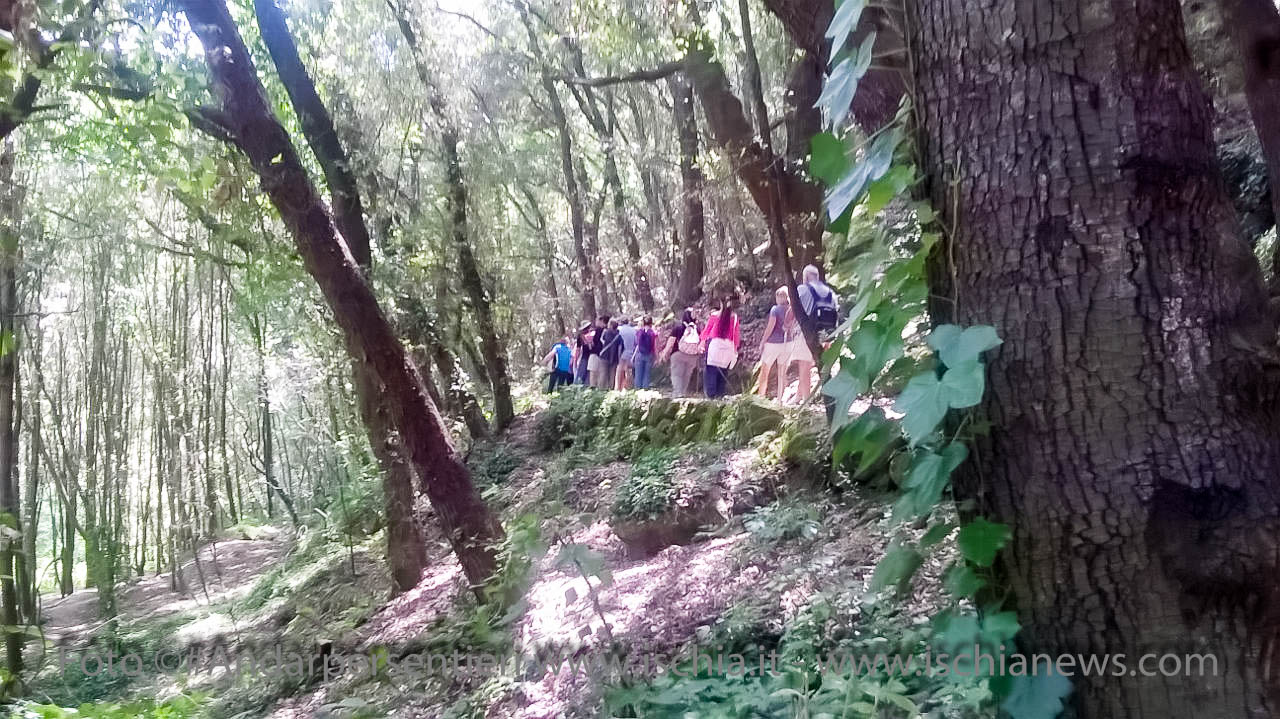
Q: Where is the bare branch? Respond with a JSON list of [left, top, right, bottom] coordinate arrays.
[[557, 60, 685, 88]]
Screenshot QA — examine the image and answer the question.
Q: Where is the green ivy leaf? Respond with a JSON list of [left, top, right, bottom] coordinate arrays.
[[832, 406, 898, 474], [869, 541, 922, 595], [932, 610, 981, 654], [893, 372, 948, 446], [939, 359, 985, 408], [957, 517, 1011, 567], [943, 562, 986, 599], [816, 32, 871, 132], [982, 611, 1021, 643], [810, 132, 848, 185], [825, 0, 867, 57], [1001, 664, 1073, 719], [865, 164, 913, 215], [824, 124, 901, 221], [894, 442, 968, 520], [826, 150, 872, 222], [846, 317, 903, 387], [919, 522, 954, 549], [823, 361, 867, 432], [929, 324, 1003, 368]]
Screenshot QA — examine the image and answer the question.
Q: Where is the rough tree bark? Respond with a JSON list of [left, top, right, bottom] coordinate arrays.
[[669, 73, 706, 310], [1219, 0, 1280, 287], [908, 0, 1280, 715], [180, 0, 503, 592], [255, 0, 432, 590]]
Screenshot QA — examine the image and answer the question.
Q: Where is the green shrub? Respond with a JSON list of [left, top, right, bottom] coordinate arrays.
[[611, 447, 681, 520], [470, 445, 523, 486], [12, 694, 204, 718]]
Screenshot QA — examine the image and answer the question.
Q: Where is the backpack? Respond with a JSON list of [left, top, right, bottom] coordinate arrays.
[[677, 322, 700, 355], [636, 328, 655, 355], [809, 283, 838, 332]]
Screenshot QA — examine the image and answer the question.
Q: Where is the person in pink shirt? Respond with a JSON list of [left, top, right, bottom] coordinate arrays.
[[700, 296, 740, 399]]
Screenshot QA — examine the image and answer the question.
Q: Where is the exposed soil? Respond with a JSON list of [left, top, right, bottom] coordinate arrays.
[[40, 531, 288, 648]]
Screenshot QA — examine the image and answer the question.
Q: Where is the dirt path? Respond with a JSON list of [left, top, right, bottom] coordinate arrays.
[[41, 531, 288, 646]]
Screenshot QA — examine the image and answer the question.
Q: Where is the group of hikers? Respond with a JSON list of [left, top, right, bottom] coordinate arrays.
[[544, 266, 840, 404]]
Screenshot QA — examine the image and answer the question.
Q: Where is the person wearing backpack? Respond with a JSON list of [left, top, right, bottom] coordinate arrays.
[[614, 316, 638, 390], [796, 264, 840, 333], [791, 265, 839, 401], [659, 308, 701, 397], [633, 316, 658, 389], [700, 297, 741, 400]]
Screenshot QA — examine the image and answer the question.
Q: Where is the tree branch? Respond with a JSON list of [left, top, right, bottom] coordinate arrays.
[[557, 60, 685, 88]]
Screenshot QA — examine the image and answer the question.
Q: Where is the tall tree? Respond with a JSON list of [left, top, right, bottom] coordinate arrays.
[[518, 2, 597, 320], [253, 0, 430, 589], [908, 0, 1280, 714], [0, 139, 21, 686], [668, 73, 706, 310], [178, 0, 504, 592], [385, 1, 515, 431]]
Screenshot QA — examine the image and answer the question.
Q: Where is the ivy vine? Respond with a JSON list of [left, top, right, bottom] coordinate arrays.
[[816, 1, 1070, 716]]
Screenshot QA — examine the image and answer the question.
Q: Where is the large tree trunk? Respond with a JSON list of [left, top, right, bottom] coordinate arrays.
[[683, 44, 824, 270], [255, 0, 439, 590], [669, 73, 706, 310], [180, 0, 503, 593], [908, 0, 1280, 715]]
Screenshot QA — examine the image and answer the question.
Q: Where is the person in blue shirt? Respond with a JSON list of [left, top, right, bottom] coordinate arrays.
[[543, 336, 575, 392]]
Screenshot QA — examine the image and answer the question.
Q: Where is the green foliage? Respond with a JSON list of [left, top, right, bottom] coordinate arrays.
[[956, 517, 1012, 568], [469, 445, 524, 487], [743, 499, 820, 544], [484, 513, 547, 608], [11, 695, 204, 719], [611, 447, 681, 520], [807, 3, 1060, 715]]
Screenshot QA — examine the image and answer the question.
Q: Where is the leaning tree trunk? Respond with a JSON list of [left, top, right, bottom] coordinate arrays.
[[180, 0, 503, 592], [908, 0, 1280, 715], [255, 0, 430, 589]]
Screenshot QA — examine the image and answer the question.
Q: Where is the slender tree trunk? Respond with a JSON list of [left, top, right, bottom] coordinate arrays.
[[518, 4, 596, 320], [384, 4, 515, 430], [669, 73, 706, 310], [562, 44, 656, 312], [20, 318, 37, 620], [738, 0, 822, 364], [181, 0, 503, 592], [0, 139, 22, 685], [908, 0, 1280, 714]]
